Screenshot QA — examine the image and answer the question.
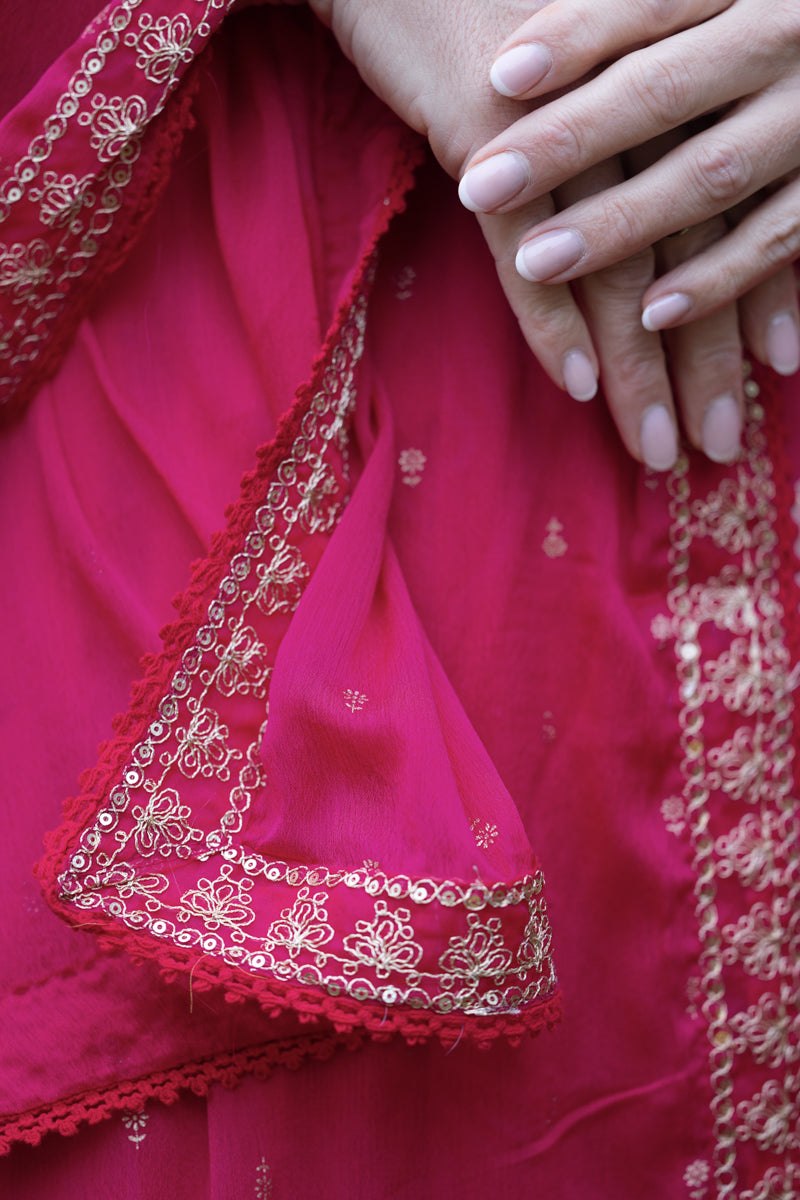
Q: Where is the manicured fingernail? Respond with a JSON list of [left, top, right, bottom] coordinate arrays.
[[640, 405, 678, 471], [515, 229, 584, 282], [562, 350, 597, 401], [641, 292, 693, 332], [766, 310, 800, 376], [702, 394, 741, 463], [490, 43, 552, 97], [458, 152, 528, 213]]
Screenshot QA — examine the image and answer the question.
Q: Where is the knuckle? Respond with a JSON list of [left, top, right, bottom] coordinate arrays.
[[691, 137, 755, 208], [768, 0, 800, 49], [639, 0, 686, 29], [596, 249, 657, 299], [605, 345, 665, 393], [540, 108, 587, 177], [680, 343, 741, 380], [760, 211, 800, 271], [631, 51, 696, 126], [598, 197, 649, 256]]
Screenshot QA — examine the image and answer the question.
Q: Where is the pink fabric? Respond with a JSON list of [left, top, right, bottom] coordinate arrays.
[[1, 2, 799, 1196]]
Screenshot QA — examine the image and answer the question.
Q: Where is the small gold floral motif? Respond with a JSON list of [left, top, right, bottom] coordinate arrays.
[[398, 448, 426, 487], [683, 1158, 709, 1199], [122, 1111, 149, 1148], [394, 266, 416, 300], [343, 689, 369, 713], [255, 1157, 273, 1199], [542, 517, 567, 558], [470, 818, 499, 849]]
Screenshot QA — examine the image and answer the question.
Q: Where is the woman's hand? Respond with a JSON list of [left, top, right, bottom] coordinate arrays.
[[456, 0, 800, 362]]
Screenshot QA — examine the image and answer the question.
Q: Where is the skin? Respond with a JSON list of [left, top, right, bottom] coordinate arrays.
[[311, 0, 799, 468], [457, 0, 800, 456]]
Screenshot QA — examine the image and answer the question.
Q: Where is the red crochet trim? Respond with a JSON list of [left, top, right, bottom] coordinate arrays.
[[1, 61, 203, 424], [0, 1027, 363, 1156], [35, 129, 561, 1054]]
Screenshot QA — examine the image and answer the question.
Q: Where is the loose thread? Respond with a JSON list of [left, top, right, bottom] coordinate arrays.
[[444, 1021, 466, 1056]]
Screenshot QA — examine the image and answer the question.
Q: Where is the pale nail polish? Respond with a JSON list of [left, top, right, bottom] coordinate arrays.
[[490, 43, 552, 97], [515, 229, 584, 282], [641, 292, 693, 332], [766, 310, 800, 376], [702, 394, 741, 463], [458, 152, 528, 213], [640, 405, 678, 471], [562, 350, 597, 401]]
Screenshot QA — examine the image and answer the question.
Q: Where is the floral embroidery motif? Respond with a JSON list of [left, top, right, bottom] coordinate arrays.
[[662, 795, 687, 837], [178, 864, 255, 937], [393, 265, 416, 300], [122, 1111, 149, 1148], [659, 375, 800, 1197], [56, 294, 558, 1023], [343, 902, 423, 979], [27, 171, 96, 230], [470, 819, 499, 849], [398, 448, 426, 487], [0, 0, 241, 406], [0, 240, 54, 302], [125, 13, 195, 85], [541, 710, 557, 743], [77, 93, 150, 161], [685, 1159, 711, 1199], [343, 689, 369, 713], [131, 787, 199, 857], [266, 888, 334, 959], [255, 1158, 273, 1199], [542, 517, 567, 558]]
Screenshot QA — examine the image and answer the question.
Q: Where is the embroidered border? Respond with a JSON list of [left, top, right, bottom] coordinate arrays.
[[39, 239, 559, 1046], [658, 371, 800, 1198], [0, 0, 236, 407]]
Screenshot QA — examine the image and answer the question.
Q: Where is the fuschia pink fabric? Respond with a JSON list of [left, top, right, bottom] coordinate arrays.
[[1, 3, 799, 1196]]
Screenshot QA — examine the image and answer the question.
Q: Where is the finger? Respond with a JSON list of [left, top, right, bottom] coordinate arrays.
[[578, 252, 679, 469], [556, 160, 679, 470], [458, 3, 786, 214], [737, 266, 800, 377], [510, 89, 799, 286], [658, 221, 745, 461], [489, 0, 731, 101], [640, 173, 800, 333], [475, 202, 600, 401]]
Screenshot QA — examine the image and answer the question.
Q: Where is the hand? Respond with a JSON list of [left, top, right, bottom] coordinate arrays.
[[307, 0, 765, 468], [456, 0, 800, 373]]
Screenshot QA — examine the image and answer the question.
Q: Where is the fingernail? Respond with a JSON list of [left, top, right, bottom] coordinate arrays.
[[641, 292, 693, 332], [702, 394, 741, 463], [766, 310, 800, 376], [458, 152, 528, 213], [490, 43, 552, 97], [640, 405, 678, 471], [515, 229, 585, 282], [562, 350, 597, 401]]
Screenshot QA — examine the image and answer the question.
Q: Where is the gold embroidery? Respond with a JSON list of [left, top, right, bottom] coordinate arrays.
[[685, 1159, 711, 1200], [542, 517, 567, 558], [124, 13, 196, 85], [660, 382, 800, 1197], [398, 447, 426, 487], [393, 266, 416, 300], [0, 0, 239, 404], [57, 293, 558, 1022], [122, 1111, 149, 1148], [470, 819, 499, 849], [255, 1158, 273, 1199]]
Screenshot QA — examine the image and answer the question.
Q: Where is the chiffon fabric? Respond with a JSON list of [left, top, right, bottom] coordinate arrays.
[[1, 3, 799, 1197]]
